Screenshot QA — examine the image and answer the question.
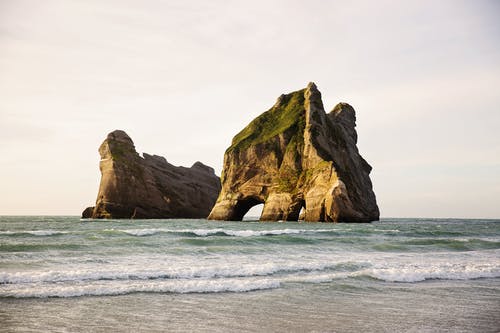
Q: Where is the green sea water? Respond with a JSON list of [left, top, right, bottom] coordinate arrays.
[[0, 216, 499, 332]]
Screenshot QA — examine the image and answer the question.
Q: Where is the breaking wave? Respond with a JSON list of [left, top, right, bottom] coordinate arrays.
[[115, 228, 338, 237], [0, 230, 68, 237], [1, 253, 499, 298], [0, 278, 280, 298]]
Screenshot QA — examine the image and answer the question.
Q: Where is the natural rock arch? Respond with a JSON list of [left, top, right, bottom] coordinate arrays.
[[208, 83, 379, 222], [230, 197, 264, 221]]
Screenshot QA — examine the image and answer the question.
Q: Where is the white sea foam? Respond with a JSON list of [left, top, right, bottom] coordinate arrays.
[[0, 230, 67, 236], [120, 229, 162, 236], [306, 252, 498, 284], [281, 262, 500, 284], [118, 228, 337, 237], [365, 263, 500, 282], [2, 250, 499, 288], [0, 259, 342, 284], [0, 277, 280, 298], [2, 260, 498, 298], [283, 271, 355, 283], [373, 228, 400, 232]]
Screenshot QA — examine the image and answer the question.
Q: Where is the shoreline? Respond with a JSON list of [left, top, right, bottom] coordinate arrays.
[[2, 278, 499, 332]]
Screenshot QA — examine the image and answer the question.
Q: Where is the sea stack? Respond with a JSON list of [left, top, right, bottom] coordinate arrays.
[[208, 83, 379, 222], [82, 130, 221, 219]]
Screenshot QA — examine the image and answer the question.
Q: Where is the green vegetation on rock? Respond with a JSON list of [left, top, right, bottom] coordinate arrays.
[[227, 89, 306, 153], [225, 88, 310, 194], [109, 142, 134, 162], [108, 141, 145, 180]]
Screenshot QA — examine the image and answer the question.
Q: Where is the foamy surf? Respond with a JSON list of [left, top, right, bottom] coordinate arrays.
[[1, 250, 499, 297], [116, 228, 339, 237], [366, 264, 500, 282], [2, 262, 499, 298], [1, 216, 499, 299], [0, 277, 281, 298], [1, 216, 499, 333], [0, 259, 352, 284], [0, 230, 68, 236]]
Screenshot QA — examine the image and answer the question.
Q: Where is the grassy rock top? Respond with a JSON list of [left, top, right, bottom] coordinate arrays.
[[227, 89, 306, 153]]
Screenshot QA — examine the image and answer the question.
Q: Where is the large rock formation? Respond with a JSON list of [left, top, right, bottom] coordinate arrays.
[[208, 83, 379, 222], [82, 130, 221, 219]]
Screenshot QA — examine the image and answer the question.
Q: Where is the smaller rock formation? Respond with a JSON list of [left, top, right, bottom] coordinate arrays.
[[208, 83, 379, 222], [82, 130, 221, 219]]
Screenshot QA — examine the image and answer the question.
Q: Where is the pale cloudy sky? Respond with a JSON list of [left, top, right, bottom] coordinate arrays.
[[1, 0, 499, 218]]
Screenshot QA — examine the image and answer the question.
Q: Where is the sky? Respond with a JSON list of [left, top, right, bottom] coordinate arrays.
[[1, 0, 499, 218]]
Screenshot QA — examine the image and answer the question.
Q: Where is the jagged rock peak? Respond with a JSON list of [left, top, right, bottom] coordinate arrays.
[[98, 130, 139, 162], [82, 130, 221, 219], [208, 83, 379, 222], [192, 161, 215, 173], [307, 81, 317, 89], [108, 129, 132, 141]]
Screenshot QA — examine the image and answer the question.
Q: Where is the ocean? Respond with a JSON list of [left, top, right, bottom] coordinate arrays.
[[0, 216, 499, 332]]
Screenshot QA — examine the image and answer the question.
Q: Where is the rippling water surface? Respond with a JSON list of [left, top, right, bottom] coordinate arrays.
[[1, 216, 499, 332]]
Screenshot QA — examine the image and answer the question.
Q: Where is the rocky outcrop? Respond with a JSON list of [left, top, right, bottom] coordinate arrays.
[[82, 130, 221, 219], [208, 83, 379, 222]]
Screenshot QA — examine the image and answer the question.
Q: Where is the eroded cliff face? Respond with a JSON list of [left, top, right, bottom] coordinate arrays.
[[208, 83, 379, 222], [82, 130, 221, 219]]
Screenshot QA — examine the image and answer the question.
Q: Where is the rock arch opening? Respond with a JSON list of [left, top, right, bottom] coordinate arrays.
[[297, 201, 306, 221], [232, 197, 264, 221], [286, 199, 306, 221], [243, 203, 264, 221]]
